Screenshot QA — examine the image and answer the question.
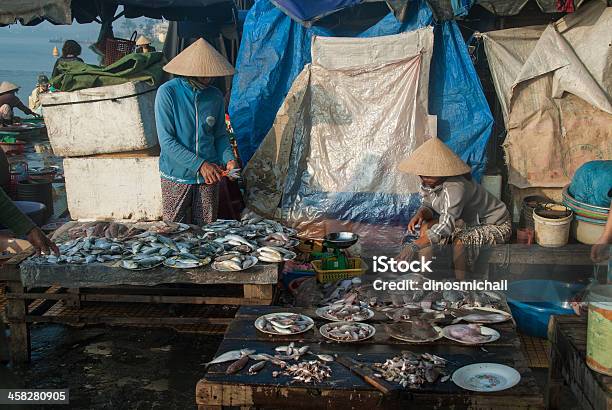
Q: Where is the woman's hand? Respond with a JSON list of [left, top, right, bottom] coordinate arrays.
[[407, 209, 426, 234], [226, 160, 238, 171], [199, 162, 223, 185], [225, 160, 240, 180], [27, 227, 59, 255]]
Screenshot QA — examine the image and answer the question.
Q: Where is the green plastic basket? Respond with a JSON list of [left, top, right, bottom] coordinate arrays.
[[312, 257, 366, 283]]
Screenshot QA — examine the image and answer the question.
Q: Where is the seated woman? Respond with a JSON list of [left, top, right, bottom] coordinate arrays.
[[29, 75, 50, 115], [398, 137, 511, 279], [0, 82, 38, 125], [51, 40, 84, 78]]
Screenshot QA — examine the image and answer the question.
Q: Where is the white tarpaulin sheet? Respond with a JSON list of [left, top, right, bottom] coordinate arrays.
[[0, 0, 71, 25], [243, 28, 434, 249], [482, 1, 612, 188]]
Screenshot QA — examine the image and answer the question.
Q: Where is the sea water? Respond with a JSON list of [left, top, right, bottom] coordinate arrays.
[[0, 23, 100, 103]]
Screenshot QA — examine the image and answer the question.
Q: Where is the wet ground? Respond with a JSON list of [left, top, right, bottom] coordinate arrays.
[[1, 324, 222, 409]]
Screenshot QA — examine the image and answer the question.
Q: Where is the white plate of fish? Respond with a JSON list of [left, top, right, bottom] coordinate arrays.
[[452, 363, 521, 392], [451, 307, 512, 324], [163, 255, 211, 269], [256, 246, 297, 263], [316, 305, 374, 322], [255, 312, 314, 335], [213, 255, 258, 271], [385, 305, 446, 323], [319, 321, 376, 342], [442, 324, 500, 345], [386, 321, 444, 343]]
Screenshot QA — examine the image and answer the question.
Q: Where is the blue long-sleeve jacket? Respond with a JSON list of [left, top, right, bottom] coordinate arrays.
[[155, 78, 234, 184]]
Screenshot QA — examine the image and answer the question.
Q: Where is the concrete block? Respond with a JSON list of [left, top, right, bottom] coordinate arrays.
[[63, 156, 162, 221]]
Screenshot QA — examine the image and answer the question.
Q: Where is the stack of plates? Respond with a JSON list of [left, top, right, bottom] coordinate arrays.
[[562, 186, 608, 244]]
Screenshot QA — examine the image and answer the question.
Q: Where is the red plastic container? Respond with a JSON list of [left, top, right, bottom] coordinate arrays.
[[0, 140, 26, 155]]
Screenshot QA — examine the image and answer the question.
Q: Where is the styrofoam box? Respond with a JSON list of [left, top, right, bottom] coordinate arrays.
[[41, 81, 158, 157], [63, 157, 162, 221]]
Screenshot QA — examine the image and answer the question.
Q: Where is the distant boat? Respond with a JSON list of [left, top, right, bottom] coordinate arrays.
[[49, 38, 95, 45]]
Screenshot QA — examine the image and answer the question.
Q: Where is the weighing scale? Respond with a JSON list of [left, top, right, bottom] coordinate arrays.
[[319, 232, 359, 270]]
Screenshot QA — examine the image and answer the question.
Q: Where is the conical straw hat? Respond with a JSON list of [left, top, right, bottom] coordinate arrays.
[[136, 35, 152, 46], [398, 136, 471, 176], [163, 38, 235, 77], [0, 82, 19, 95]]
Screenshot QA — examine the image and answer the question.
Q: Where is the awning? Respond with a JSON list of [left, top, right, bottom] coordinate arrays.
[[0, 0, 234, 26], [270, 0, 593, 24], [0, 0, 71, 25]]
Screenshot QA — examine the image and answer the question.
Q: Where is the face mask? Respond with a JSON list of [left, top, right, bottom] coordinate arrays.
[[187, 77, 212, 91], [420, 184, 442, 194]]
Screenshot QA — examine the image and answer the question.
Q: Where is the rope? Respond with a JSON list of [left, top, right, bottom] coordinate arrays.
[[41, 87, 157, 108]]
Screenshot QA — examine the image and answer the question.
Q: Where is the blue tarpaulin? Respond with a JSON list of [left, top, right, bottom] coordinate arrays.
[[229, 0, 492, 179], [270, 0, 364, 25]]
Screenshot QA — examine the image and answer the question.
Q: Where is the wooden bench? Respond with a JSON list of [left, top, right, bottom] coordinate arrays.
[[2, 249, 279, 363], [547, 315, 612, 410], [196, 305, 544, 409]]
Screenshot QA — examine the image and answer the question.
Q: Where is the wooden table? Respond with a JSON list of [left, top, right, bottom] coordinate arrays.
[[479, 244, 605, 281], [196, 306, 544, 409], [547, 315, 612, 410], [2, 249, 279, 363]]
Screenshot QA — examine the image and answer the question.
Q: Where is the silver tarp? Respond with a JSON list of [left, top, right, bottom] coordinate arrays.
[[243, 28, 435, 254]]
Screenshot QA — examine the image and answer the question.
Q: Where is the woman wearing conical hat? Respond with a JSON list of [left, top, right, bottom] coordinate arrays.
[[0, 82, 39, 125], [155, 38, 238, 225], [135, 35, 156, 53], [398, 137, 511, 279]]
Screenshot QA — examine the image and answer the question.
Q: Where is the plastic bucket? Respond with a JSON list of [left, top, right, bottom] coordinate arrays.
[[572, 218, 606, 245], [533, 206, 573, 248], [586, 285, 612, 376], [506, 280, 585, 338], [16, 179, 54, 220], [520, 195, 549, 229]]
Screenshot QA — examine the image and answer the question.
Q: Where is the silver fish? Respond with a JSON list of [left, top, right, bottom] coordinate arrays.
[[248, 361, 266, 374], [314, 354, 334, 362], [206, 349, 255, 367]]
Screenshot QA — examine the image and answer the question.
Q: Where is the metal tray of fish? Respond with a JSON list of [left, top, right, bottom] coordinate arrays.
[[451, 307, 512, 324], [315, 305, 374, 322], [386, 322, 444, 343], [163, 255, 211, 269], [319, 321, 376, 342], [441, 324, 500, 345], [212, 255, 258, 271], [254, 313, 315, 335]]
